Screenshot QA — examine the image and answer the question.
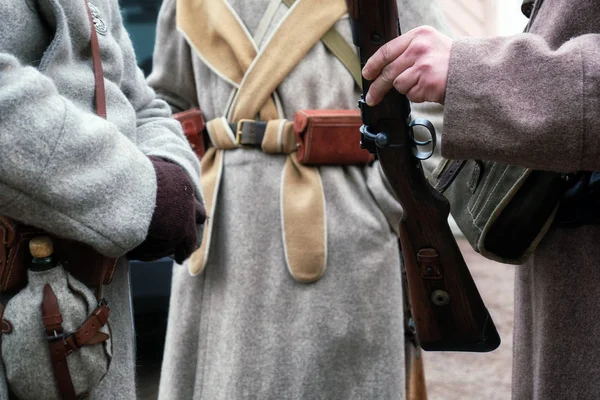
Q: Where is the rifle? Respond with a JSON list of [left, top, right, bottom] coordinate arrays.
[[346, 0, 501, 352]]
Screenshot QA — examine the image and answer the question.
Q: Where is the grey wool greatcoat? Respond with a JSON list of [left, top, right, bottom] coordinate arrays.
[[442, 0, 600, 398], [0, 0, 201, 398], [148, 0, 449, 399]]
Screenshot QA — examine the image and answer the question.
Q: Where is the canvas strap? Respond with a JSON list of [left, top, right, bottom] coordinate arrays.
[[178, 0, 347, 282], [281, 0, 362, 89]]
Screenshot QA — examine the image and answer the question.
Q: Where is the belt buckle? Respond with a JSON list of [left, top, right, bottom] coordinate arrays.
[[235, 119, 255, 146], [45, 329, 66, 342]]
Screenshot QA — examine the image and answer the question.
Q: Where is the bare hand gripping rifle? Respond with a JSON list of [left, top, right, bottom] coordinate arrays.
[[346, 0, 501, 352]]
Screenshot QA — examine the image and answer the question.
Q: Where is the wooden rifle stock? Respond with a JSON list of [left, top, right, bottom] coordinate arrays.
[[346, 0, 500, 352]]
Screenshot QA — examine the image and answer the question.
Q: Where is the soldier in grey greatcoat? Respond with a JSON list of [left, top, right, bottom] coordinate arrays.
[[148, 0, 449, 399], [364, 0, 600, 398], [0, 0, 203, 398]]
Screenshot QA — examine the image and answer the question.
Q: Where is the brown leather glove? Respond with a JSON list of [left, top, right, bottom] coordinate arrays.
[[127, 156, 206, 264]]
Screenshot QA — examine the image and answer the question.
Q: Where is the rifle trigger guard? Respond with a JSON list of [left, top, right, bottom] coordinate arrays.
[[409, 118, 436, 161]]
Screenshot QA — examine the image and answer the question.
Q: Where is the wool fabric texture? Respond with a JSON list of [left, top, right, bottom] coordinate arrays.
[[443, 0, 600, 398]]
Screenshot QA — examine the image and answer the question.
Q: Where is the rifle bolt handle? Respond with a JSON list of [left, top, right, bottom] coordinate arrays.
[[375, 133, 389, 148]]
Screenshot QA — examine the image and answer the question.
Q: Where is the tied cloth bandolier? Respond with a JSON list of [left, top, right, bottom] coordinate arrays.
[[176, 0, 372, 282]]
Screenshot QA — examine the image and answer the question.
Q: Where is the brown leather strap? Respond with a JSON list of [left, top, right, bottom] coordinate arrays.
[[66, 299, 110, 354], [85, 0, 107, 119], [42, 285, 110, 397], [42, 284, 77, 400], [87, 0, 111, 296], [434, 160, 467, 193]]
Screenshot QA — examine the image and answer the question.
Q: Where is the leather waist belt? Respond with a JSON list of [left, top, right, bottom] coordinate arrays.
[[174, 108, 375, 165]]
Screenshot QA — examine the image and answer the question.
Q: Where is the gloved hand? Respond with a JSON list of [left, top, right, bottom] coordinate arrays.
[[127, 156, 206, 264]]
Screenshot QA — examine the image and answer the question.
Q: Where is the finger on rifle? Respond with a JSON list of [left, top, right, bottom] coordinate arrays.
[[365, 52, 414, 106], [362, 30, 415, 81]]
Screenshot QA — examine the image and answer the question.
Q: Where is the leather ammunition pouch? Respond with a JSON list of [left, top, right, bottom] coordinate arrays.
[[173, 108, 207, 159], [294, 109, 374, 165], [435, 159, 570, 264], [0, 217, 117, 293]]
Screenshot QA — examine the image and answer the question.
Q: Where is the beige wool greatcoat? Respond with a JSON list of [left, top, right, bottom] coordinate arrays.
[[442, 0, 600, 398], [148, 0, 450, 399]]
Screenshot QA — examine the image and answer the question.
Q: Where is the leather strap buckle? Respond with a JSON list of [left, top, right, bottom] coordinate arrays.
[[235, 119, 267, 147], [46, 329, 66, 342], [235, 119, 254, 146]]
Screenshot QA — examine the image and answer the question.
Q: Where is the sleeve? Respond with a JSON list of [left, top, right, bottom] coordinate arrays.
[[146, 0, 200, 114], [442, 33, 600, 173], [0, 55, 157, 257], [109, 1, 202, 198]]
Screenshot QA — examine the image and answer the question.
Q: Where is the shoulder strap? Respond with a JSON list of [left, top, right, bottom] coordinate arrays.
[[282, 0, 362, 90], [85, 0, 107, 119]]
